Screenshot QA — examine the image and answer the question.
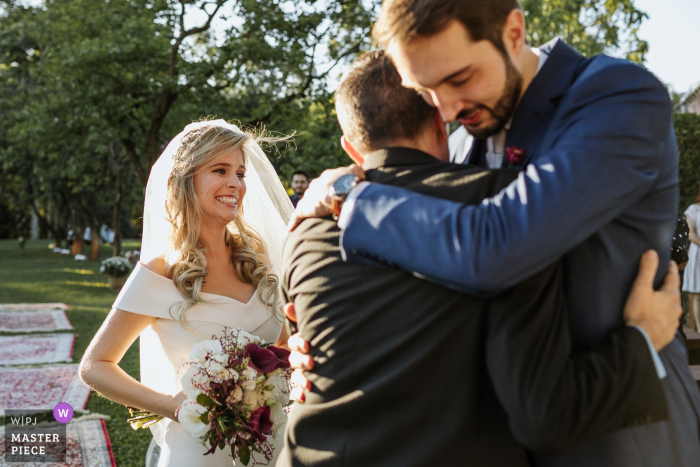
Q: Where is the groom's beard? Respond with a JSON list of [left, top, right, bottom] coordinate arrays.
[[460, 57, 523, 139]]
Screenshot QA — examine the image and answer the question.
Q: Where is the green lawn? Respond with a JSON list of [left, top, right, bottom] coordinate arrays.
[[0, 238, 150, 466]]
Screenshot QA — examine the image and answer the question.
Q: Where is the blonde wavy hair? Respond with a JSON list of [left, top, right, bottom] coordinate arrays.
[[163, 123, 283, 327]]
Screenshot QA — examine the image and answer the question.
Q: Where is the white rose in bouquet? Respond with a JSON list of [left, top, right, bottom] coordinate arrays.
[[243, 387, 264, 411], [226, 385, 243, 405], [207, 352, 231, 374], [235, 329, 263, 347], [215, 367, 239, 381], [263, 371, 289, 406], [189, 340, 224, 365], [241, 366, 258, 391], [270, 402, 287, 439], [180, 364, 210, 399], [178, 403, 210, 438]]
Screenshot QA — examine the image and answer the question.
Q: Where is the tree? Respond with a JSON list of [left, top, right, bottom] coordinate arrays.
[[1, 0, 654, 246], [521, 0, 648, 62], [28, 0, 377, 187]]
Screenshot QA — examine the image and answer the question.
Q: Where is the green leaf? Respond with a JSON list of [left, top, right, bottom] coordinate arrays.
[[196, 393, 218, 409], [240, 446, 251, 466]]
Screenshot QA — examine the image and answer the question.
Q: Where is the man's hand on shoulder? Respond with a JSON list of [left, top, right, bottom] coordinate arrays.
[[624, 250, 682, 351], [287, 165, 366, 231]]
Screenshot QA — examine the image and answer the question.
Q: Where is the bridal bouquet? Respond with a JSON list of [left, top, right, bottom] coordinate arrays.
[[127, 328, 291, 466]]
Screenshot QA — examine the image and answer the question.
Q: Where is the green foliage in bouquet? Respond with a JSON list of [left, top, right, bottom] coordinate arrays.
[[100, 256, 132, 277], [675, 113, 700, 212]]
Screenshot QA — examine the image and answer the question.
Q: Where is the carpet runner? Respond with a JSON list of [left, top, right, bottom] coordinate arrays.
[[0, 309, 73, 333], [0, 364, 91, 411], [0, 333, 76, 365], [0, 303, 69, 311], [0, 419, 117, 467]]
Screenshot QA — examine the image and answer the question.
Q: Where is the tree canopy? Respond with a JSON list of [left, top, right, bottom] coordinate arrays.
[[0, 0, 660, 246]]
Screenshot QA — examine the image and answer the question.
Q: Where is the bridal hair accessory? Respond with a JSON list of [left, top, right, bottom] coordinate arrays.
[[127, 328, 291, 466], [173, 126, 212, 163], [505, 146, 526, 167]]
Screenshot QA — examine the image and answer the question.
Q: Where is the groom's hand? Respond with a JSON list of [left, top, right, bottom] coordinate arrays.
[[287, 165, 365, 231], [624, 250, 682, 351]]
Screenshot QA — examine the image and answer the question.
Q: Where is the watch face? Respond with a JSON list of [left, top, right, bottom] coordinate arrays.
[[333, 174, 357, 197]]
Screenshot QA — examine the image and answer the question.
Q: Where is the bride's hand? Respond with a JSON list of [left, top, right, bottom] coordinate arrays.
[[165, 391, 187, 422], [287, 165, 365, 231]]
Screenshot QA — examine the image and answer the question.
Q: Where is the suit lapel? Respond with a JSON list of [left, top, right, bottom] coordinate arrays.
[[504, 41, 585, 167], [465, 138, 487, 166]]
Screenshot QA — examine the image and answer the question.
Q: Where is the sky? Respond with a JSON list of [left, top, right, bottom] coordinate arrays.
[[636, 0, 700, 94]]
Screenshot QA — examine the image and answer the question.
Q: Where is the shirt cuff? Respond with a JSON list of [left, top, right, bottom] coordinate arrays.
[[337, 181, 370, 230], [631, 325, 667, 379]]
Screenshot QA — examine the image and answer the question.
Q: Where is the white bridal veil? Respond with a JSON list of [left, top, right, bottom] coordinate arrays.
[[140, 119, 293, 266], [138, 119, 293, 444]]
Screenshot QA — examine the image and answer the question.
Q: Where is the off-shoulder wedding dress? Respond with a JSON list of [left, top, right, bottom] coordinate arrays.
[[114, 263, 284, 466]]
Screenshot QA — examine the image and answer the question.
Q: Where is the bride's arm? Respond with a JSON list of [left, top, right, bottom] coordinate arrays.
[[79, 308, 185, 421]]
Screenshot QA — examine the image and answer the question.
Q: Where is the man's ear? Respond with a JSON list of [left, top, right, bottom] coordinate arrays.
[[340, 136, 364, 166], [435, 110, 448, 143], [502, 9, 527, 60], [433, 110, 451, 162]]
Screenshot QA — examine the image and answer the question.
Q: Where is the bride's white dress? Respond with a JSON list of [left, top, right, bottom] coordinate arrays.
[[114, 262, 284, 467]]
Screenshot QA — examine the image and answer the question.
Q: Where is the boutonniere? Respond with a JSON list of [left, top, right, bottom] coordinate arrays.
[[505, 146, 526, 167]]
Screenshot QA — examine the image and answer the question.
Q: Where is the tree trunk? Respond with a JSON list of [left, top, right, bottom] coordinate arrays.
[[90, 223, 101, 261], [72, 225, 83, 255], [113, 170, 122, 257], [30, 201, 39, 239]]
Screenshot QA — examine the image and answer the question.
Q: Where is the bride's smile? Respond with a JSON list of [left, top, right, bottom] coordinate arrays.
[[194, 148, 247, 226]]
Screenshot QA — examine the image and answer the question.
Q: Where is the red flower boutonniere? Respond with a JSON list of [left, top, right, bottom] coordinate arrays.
[[505, 146, 526, 167]]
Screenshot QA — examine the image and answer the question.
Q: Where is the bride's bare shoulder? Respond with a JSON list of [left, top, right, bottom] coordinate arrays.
[[141, 256, 167, 278]]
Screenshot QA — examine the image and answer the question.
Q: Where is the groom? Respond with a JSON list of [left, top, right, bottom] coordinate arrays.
[[288, 0, 700, 465], [278, 50, 680, 467]]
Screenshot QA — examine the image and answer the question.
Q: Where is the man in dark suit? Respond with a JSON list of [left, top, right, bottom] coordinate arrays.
[[287, 2, 700, 465], [278, 51, 680, 467]]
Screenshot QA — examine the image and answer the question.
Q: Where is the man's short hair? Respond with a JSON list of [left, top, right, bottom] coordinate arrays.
[[335, 50, 435, 154], [373, 0, 520, 57], [292, 169, 309, 181]]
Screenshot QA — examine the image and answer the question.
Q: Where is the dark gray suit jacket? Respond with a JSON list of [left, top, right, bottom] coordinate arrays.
[[278, 148, 667, 467]]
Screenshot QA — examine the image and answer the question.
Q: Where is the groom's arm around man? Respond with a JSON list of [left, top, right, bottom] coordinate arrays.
[[279, 50, 677, 467]]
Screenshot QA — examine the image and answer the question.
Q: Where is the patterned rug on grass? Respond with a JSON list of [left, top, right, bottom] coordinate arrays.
[[0, 303, 70, 311], [0, 364, 91, 410], [0, 419, 117, 467], [0, 309, 73, 333], [0, 334, 76, 365]]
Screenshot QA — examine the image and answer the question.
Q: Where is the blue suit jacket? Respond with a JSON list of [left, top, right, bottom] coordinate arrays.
[[340, 41, 700, 465]]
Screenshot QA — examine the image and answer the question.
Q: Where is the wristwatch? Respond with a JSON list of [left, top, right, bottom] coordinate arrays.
[[329, 174, 359, 219]]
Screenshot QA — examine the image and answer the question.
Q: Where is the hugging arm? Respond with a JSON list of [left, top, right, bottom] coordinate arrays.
[[486, 261, 668, 454], [339, 64, 673, 294]]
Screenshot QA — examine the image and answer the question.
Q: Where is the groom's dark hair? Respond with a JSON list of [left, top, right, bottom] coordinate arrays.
[[373, 0, 520, 57], [335, 50, 434, 154]]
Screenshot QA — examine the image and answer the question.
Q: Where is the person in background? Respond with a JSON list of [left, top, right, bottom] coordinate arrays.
[[290, 170, 310, 208], [683, 188, 700, 330], [672, 214, 690, 332]]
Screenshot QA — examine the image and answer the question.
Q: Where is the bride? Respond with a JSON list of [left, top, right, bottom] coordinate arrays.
[[79, 119, 293, 466]]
